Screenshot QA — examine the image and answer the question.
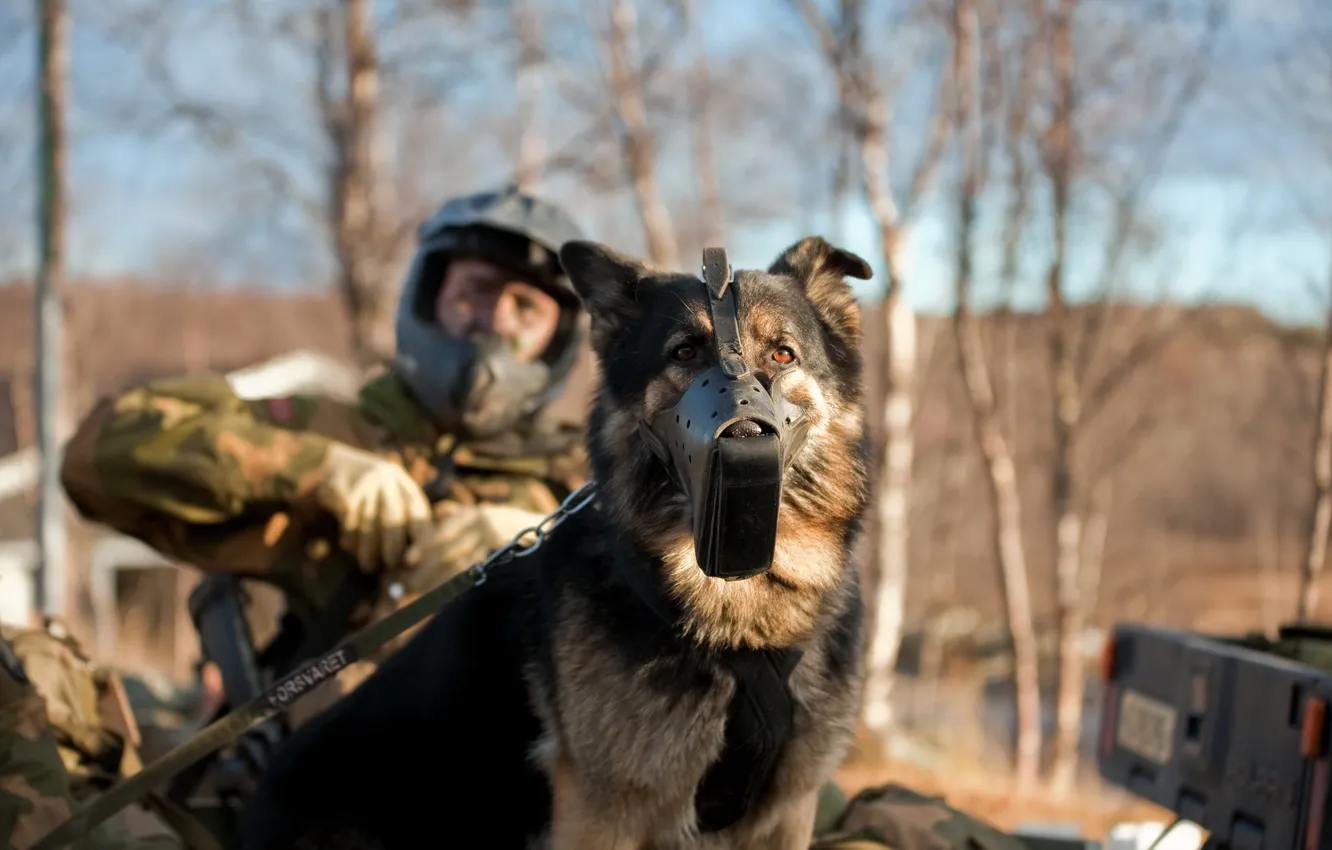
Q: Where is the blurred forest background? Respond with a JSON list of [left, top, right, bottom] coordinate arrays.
[[2, 0, 1332, 825]]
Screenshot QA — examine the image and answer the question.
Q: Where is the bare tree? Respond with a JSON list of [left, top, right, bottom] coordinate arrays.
[[1283, 0, 1332, 623], [34, 0, 69, 620], [680, 0, 723, 247], [84, 0, 469, 369], [596, 0, 679, 268], [788, 0, 951, 754], [1299, 297, 1332, 621], [1041, 0, 1084, 795], [511, 0, 547, 193], [994, 0, 1045, 451], [318, 0, 388, 367], [950, 0, 1042, 791], [1032, 0, 1228, 792]]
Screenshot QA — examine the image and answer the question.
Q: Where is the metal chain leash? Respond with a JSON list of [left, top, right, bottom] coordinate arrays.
[[391, 479, 599, 600], [485, 480, 599, 566], [29, 480, 600, 850]]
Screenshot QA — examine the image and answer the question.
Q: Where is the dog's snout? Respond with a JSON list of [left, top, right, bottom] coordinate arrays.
[[720, 419, 769, 439]]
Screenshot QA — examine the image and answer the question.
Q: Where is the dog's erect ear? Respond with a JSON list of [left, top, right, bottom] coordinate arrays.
[[767, 236, 872, 343], [559, 240, 648, 348], [768, 236, 873, 283]]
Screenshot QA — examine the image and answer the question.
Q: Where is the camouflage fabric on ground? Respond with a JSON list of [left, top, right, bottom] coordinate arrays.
[[812, 782, 1030, 850], [0, 629, 183, 850], [0, 630, 77, 850]]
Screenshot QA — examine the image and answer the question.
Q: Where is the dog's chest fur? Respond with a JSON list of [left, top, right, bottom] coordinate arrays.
[[524, 576, 862, 848]]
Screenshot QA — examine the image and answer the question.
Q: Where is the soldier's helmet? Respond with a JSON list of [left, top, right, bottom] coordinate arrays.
[[392, 186, 587, 441]]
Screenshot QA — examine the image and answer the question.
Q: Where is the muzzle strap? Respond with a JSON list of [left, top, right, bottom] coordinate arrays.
[[701, 247, 748, 379]]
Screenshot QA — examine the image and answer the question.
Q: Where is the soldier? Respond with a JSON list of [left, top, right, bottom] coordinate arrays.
[[59, 186, 594, 726]]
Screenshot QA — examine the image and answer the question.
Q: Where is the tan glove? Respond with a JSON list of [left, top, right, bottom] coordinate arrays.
[[399, 503, 549, 593], [311, 442, 433, 574]]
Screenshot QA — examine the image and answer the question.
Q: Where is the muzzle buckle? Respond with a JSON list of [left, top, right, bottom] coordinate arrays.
[[702, 247, 749, 380]]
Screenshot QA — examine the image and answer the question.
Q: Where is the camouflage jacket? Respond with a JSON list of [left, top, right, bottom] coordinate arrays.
[[60, 369, 590, 583]]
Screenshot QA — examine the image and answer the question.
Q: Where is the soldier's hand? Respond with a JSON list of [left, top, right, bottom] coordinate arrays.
[[472, 503, 551, 547], [312, 442, 433, 574], [399, 503, 548, 593]]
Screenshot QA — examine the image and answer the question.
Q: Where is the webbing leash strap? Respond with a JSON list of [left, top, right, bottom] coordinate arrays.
[[27, 566, 479, 850], [29, 482, 598, 850]]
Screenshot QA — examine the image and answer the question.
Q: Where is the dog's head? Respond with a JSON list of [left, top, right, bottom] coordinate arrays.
[[559, 237, 873, 648]]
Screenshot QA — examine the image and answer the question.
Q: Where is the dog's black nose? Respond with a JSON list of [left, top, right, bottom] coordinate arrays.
[[720, 420, 766, 439]]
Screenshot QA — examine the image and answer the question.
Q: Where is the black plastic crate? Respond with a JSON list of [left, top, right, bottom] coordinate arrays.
[[1098, 623, 1332, 850]]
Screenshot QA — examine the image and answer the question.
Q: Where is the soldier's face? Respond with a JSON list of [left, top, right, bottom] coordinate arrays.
[[435, 257, 561, 362]]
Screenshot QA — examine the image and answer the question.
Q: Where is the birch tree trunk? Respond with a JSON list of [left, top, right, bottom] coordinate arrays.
[[1079, 475, 1114, 624], [786, 0, 949, 749], [1299, 303, 1332, 622], [955, 303, 1043, 791], [952, 0, 1041, 791], [603, 0, 678, 268], [1045, 0, 1086, 797], [328, 0, 386, 368], [858, 93, 918, 742], [35, 0, 70, 620]]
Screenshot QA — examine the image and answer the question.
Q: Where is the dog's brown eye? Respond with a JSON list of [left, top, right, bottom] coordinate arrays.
[[671, 344, 696, 362], [772, 346, 796, 365]]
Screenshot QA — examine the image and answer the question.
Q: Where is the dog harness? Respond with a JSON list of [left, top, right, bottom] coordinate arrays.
[[620, 561, 804, 833], [694, 646, 803, 832]]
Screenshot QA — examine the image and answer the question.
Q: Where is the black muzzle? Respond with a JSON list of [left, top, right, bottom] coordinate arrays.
[[642, 248, 811, 581]]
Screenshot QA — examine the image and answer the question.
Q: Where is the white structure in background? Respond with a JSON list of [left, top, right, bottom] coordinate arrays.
[[1014, 823, 1087, 840], [0, 349, 361, 650], [0, 541, 38, 627], [1106, 821, 1206, 850], [1014, 819, 1206, 850]]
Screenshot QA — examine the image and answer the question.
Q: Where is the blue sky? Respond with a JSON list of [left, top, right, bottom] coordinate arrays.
[[0, 0, 1327, 327], [729, 178, 1330, 325]]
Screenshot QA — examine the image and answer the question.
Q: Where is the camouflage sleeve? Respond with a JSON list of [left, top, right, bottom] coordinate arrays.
[[60, 372, 375, 575], [0, 635, 77, 850]]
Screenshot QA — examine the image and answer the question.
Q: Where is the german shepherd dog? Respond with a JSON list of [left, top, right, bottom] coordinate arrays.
[[234, 236, 874, 850]]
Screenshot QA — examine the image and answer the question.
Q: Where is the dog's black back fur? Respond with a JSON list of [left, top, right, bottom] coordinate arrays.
[[230, 549, 546, 848], [235, 508, 864, 849]]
